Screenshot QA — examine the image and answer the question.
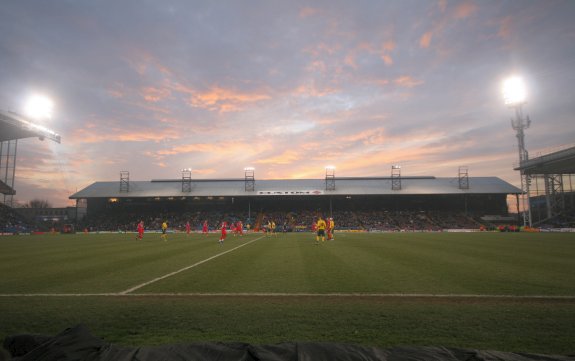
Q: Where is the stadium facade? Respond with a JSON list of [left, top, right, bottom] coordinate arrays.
[[70, 176, 521, 219]]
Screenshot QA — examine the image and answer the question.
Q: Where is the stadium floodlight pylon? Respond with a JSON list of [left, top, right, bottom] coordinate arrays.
[[391, 165, 401, 191], [458, 166, 469, 190], [325, 166, 335, 191], [244, 167, 255, 192], [502, 75, 532, 227], [120, 171, 130, 193], [182, 168, 192, 193], [24, 94, 54, 120], [0, 109, 61, 206]]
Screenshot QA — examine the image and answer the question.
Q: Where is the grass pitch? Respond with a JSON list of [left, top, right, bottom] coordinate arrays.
[[1, 231, 574, 354]]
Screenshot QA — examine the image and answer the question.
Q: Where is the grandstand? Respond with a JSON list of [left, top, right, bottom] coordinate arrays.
[[515, 145, 575, 226], [70, 174, 521, 231]]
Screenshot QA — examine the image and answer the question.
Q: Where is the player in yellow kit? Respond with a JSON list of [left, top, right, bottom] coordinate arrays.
[[316, 216, 327, 243], [161, 221, 168, 241]]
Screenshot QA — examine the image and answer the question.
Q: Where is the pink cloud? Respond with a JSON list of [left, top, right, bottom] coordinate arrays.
[[70, 126, 181, 144], [382, 40, 396, 52], [172, 84, 271, 113], [192, 168, 216, 175], [438, 0, 447, 12], [381, 54, 393, 66], [303, 43, 340, 58], [394, 76, 424, 88], [108, 89, 124, 99], [420, 31, 433, 48], [453, 1, 477, 19], [154, 141, 268, 159], [338, 127, 388, 145], [344, 53, 357, 69], [141, 86, 171, 102], [256, 150, 301, 165], [299, 7, 319, 17], [294, 82, 338, 97]]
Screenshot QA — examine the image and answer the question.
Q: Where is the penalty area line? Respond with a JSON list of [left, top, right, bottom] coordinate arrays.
[[119, 235, 265, 295]]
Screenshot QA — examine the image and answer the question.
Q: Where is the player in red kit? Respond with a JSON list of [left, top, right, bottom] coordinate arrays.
[[136, 221, 144, 240], [202, 220, 209, 235], [219, 221, 227, 245], [237, 220, 243, 236], [185, 221, 191, 236]]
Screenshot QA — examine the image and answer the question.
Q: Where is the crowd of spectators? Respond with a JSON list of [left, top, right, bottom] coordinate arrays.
[[9, 202, 573, 233], [537, 210, 575, 229], [66, 209, 494, 233], [77, 210, 253, 233], [0, 203, 32, 233]]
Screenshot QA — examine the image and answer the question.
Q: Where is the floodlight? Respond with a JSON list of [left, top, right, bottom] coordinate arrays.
[[502, 76, 527, 106], [182, 168, 192, 172], [325, 165, 336, 170], [244, 167, 255, 171], [24, 94, 54, 120], [392, 165, 401, 169]]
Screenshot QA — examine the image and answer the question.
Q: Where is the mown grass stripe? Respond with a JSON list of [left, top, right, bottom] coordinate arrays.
[[119, 235, 265, 294]]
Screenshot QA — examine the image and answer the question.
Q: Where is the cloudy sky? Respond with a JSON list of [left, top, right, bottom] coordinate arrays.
[[1, 0, 574, 207]]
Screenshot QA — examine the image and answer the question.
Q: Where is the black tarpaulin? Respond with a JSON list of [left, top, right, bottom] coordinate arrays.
[[3, 325, 574, 361]]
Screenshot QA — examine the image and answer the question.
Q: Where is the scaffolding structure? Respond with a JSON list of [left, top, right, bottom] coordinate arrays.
[[244, 167, 255, 192], [458, 166, 469, 190], [182, 168, 192, 193], [0, 140, 17, 206], [120, 171, 130, 193], [391, 165, 401, 191], [325, 166, 335, 191]]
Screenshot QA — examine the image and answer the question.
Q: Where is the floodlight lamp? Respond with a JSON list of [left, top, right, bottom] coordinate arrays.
[[392, 165, 401, 169], [502, 76, 527, 106], [244, 167, 255, 171], [182, 168, 192, 172], [325, 165, 336, 171], [24, 94, 54, 120]]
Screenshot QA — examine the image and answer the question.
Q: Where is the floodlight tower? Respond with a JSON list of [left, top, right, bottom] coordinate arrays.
[[503, 76, 532, 227], [391, 165, 401, 190], [325, 166, 336, 191], [182, 168, 192, 192], [244, 167, 255, 192], [0, 94, 59, 206]]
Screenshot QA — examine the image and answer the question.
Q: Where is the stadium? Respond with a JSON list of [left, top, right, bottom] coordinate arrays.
[[68, 171, 521, 233], [2, 100, 575, 360]]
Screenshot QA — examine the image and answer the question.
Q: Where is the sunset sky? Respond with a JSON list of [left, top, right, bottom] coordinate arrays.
[[1, 0, 574, 207]]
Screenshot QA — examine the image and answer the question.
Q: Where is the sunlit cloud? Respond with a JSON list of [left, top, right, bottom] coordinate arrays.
[[299, 6, 319, 18], [337, 127, 388, 145], [2, 1, 573, 208], [438, 0, 447, 12], [453, 2, 478, 20], [394, 76, 424, 88], [70, 126, 181, 144], [420, 31, 433, 48], [381, 54, 393, 66], [179, 85, 271, 113], [256, 150, 301, 165], [294, 82, 338, 97], [107, 85, 125, 99], [192, 168, 216, 175], [141, 86, 171, 103], [154, 141, 269, 159]]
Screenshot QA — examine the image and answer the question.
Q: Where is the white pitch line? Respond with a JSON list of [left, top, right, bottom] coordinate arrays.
[[1, 292, 575, 300], [119, 235, 265, 295]]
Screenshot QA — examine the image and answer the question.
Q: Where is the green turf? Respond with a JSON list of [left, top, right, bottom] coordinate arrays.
[[1, 231, 574, 354]]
